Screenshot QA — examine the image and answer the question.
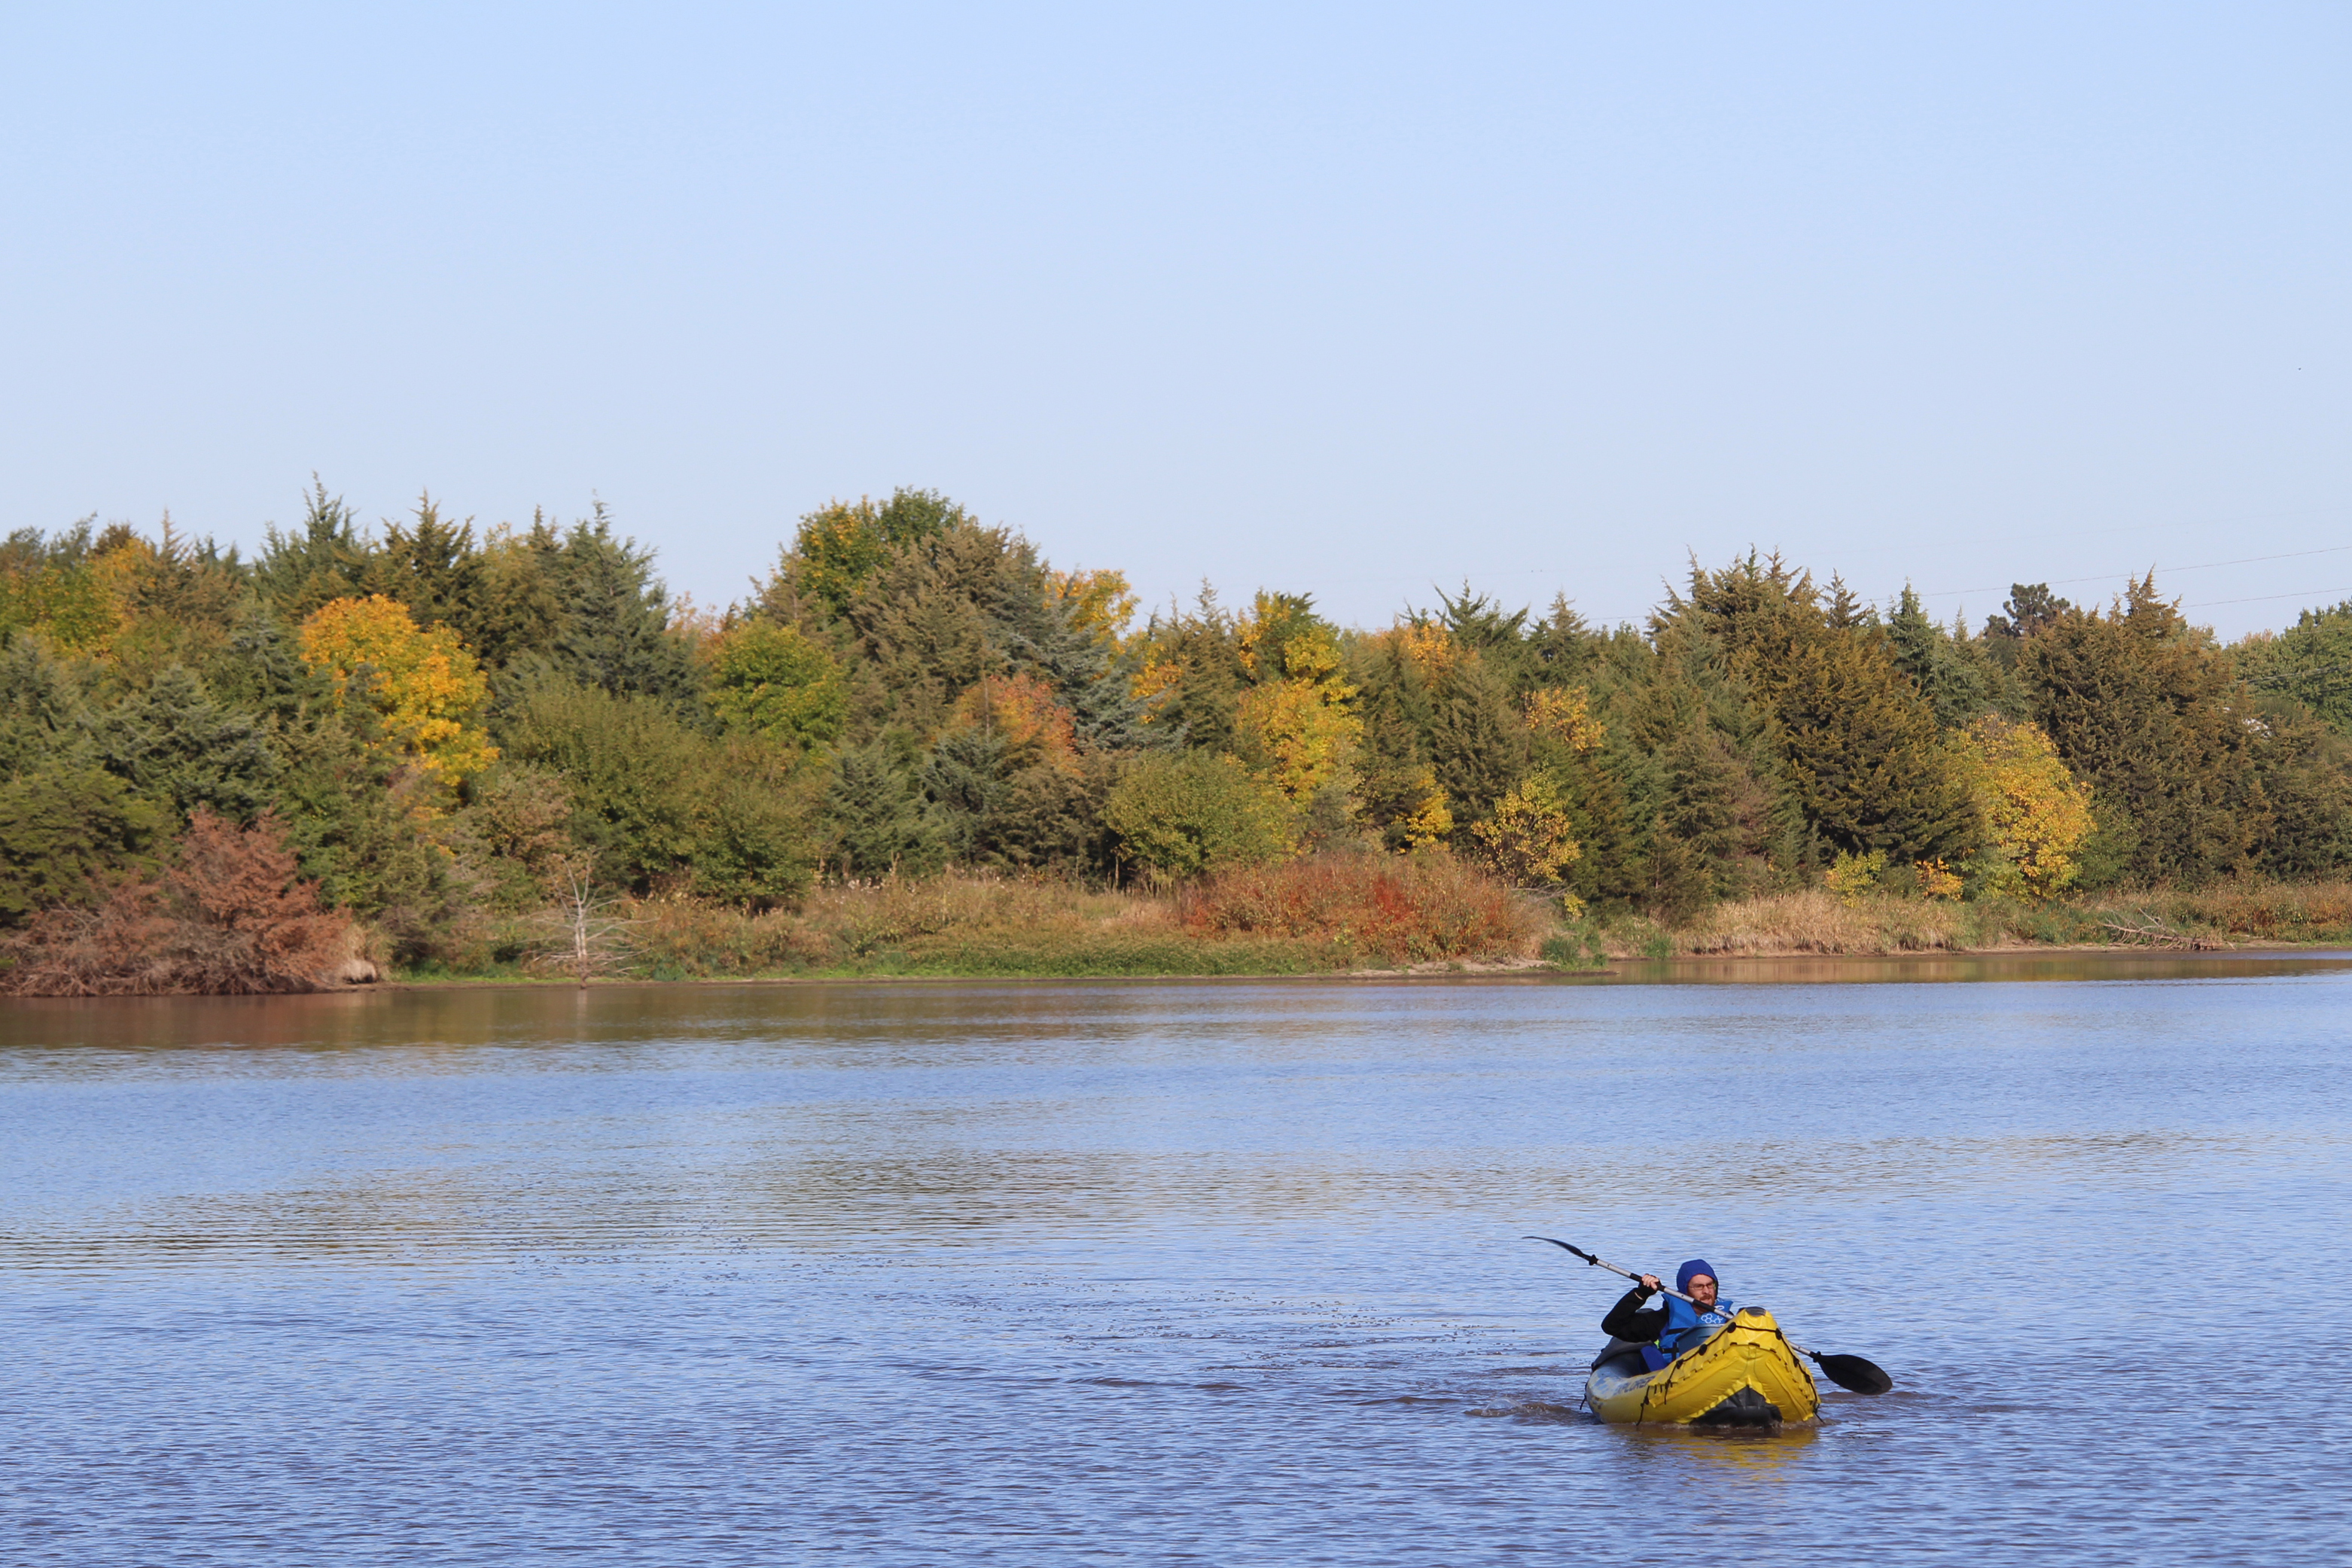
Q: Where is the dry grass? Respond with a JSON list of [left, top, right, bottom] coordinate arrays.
[[1595, 877, 2352, 960], [1668, 889, 1979, 957], [2135, 880, 2352, 944], [1180, 851, 1543, 967], [419, 854, 1543, 979], [416, 868, 2352, 982]]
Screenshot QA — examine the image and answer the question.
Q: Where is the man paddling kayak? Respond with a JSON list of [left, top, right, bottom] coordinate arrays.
[[1601, 1259, 1733, 1372]]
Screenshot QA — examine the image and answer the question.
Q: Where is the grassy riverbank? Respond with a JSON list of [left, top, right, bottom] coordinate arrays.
[[398, 866, 2352, 983], [1580, 881, 2352, 961], [419, 854, 1546, 981]]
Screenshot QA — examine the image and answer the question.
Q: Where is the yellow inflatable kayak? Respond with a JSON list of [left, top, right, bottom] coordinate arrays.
[[1585, 1306, 1821, 1426]]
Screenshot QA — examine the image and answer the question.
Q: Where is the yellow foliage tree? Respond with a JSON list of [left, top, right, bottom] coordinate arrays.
[[1914, 858, 1964, 899], [299, 595, 498, 787], [1470, 775, 1583, 893], [1232, 592, 1363, 808], [1524, 687, 1607, 753], [0, 534, 147, 656], [1397, 622, 1460, 678], [1824, 848, 1888, 904], [1954, 716, 2095, 900], [1391, 765, 1455, 850], [1234, 677, 1361, 805], [1238, 591, 1350, 690], [1051, 568, 1140, 653]]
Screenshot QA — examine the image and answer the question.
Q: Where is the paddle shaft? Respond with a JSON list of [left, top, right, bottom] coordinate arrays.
[[1524, 1235, 1705, 1305], [1522, 1235, 1854, 1369]]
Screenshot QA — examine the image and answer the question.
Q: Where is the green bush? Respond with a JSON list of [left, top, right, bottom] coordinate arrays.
[[500, 673, 818, 902], [708, 622, 846, 748], [0, 766, 167, 926], [1539, 926, 1608, 970], [1102, 751, 1292, 881]]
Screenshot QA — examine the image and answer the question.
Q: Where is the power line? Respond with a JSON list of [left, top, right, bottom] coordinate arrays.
[[1919, 543, 2352, 601], [2185, 585, 2352, 610]]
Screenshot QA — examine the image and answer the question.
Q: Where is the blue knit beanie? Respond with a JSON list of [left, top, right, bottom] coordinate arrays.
[[1676, 1259, 1717, 1294]]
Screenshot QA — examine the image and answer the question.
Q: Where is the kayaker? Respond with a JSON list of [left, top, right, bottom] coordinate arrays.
[[1601, 1259, 1735, 1372]]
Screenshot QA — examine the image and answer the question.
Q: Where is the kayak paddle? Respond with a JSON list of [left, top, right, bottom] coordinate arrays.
[[1524, 1235, 1896, 1396]]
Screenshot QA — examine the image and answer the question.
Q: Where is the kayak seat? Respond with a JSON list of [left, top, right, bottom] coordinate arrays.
[[1589, 1338, 1651, 1376]]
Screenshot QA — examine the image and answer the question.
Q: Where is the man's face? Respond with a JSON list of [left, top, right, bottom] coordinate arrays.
[[1689, 1274, 1718, 1309]]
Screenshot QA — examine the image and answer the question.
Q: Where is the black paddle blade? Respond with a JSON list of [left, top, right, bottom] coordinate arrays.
[[1810, 1352, 1893, 1395]]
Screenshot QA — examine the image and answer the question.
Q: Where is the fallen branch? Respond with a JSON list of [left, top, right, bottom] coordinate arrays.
[[2099, 909, 2232, 950]]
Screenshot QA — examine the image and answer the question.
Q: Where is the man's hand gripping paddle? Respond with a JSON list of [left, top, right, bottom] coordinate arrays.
[[1524, 1235, 1895, 1395]]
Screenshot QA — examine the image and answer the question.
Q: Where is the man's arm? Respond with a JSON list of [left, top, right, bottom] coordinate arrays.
[[1600, 1285, 1667, 1342]]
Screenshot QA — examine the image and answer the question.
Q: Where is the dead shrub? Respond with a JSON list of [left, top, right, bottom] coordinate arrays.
[[1180, 851, 1538, 965], [5, 809, 355, 994]]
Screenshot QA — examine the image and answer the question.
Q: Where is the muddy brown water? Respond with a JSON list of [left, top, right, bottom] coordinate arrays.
[[5, 955, 2348, 1563]]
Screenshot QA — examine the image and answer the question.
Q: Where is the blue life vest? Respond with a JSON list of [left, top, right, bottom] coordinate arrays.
[[1638, 1294, 1735, 1372]]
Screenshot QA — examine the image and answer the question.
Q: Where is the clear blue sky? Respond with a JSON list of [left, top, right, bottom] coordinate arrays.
[[4, 4, 2346, 638]]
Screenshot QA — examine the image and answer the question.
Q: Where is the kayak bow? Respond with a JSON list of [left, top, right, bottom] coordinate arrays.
[[1585, 1308, 1822, 1426]]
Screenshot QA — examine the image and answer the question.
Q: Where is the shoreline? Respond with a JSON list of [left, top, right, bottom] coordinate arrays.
[[330, 940, 2352, 992]]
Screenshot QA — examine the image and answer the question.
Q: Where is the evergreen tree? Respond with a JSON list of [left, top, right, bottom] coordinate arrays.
[[0, 637, 164, 924], [1424, 650, 1524, 829], [1668, 556, 1974, 863], [0, 634, 97, 774], [1888, 586, 1986, 729], [0, 766, 168, 927], [825, 732, 947, 878], [369, 493, 486, 635], [543, 509, 702, 709], [2022, 576, 2265, 881], [254, 481, 373, 624], [1982, 583, 2073, 671], [2242, 600, 2352, 738], [1823, 573, 1873, 630], [2246, 698, 2352, 875], [781, 487, 967, 617], [97, 666, 282, 822], [1432, 584, 1536, 692], [1527, 593, 1603, 688], [1135, 586, 1250, 753]]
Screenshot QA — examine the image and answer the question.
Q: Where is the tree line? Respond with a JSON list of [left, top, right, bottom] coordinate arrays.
[[2, 483, 2347, 969]]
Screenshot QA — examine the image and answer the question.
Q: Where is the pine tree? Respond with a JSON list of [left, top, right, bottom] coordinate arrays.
[[1887, 586, 1986, 729], [254, 481, 373, 625], [544, 509, 702, 710], [1424, 650, 1525, 830], [1665, 556, 1973, 863], [825, 732, 947, 877], [369, 493, 486, 635], [2023, 576, 2268, 881], [97, 665, 282, 822]]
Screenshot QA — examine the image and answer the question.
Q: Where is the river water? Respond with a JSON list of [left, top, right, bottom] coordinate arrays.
[[5, 955, 2348, 1565]]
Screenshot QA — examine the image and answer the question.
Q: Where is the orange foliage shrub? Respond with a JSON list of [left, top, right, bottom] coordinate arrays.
[[946, 671, 1082, 775], [5, 810, 354, 994], [1180, 851, 1537, 966]]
